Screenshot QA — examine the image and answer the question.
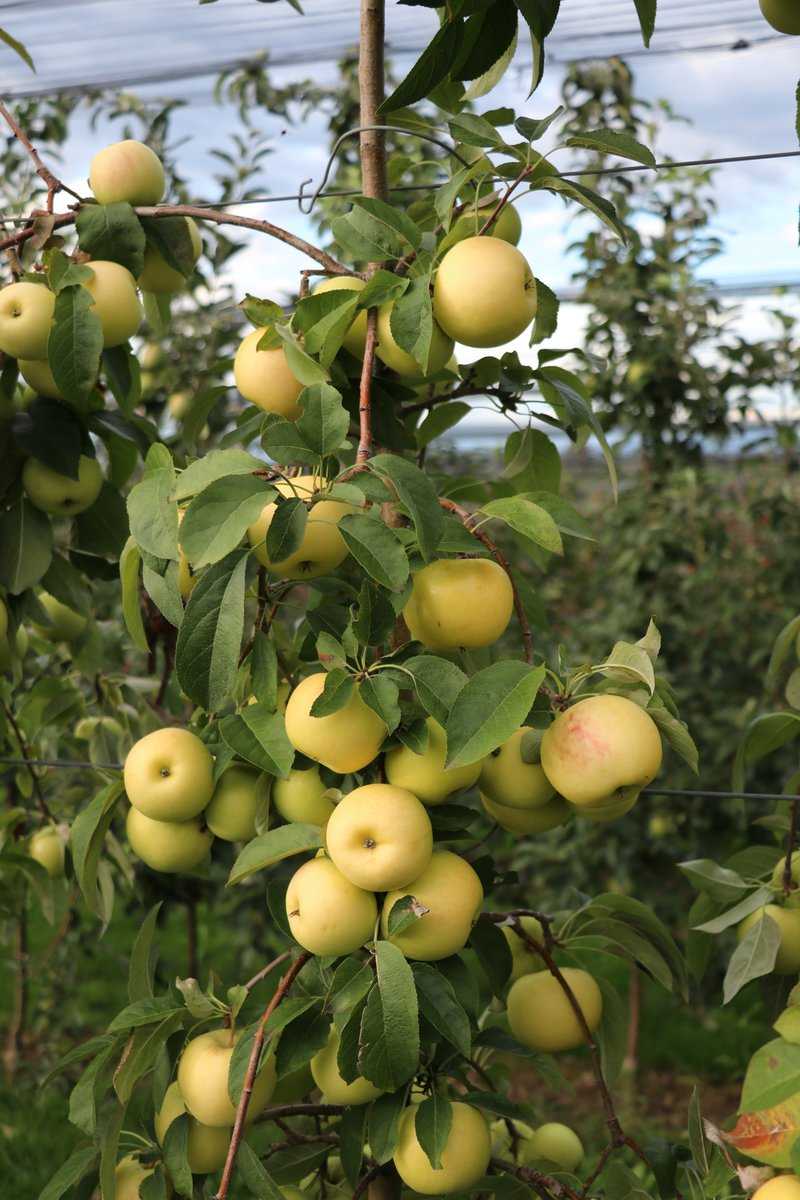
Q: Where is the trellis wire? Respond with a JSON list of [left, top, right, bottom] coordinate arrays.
[[0, 757, 794, 803]]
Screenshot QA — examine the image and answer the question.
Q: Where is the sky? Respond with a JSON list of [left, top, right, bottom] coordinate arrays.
[[2, 0, 798, 440]]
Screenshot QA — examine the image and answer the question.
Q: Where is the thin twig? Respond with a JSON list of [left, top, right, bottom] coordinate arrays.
[[214, 951, 311, 1200], [353, 1163, 383, 1200], [1, 701, 52, 820], [782, 795, 799, 895], [243, 949, 292, 992], [259, 1102, 344, 1122], [0, 99, 83, 208], [491, 1157, 582, 1200], [357, 308, 378, 463], [438, 498, 533, 664]]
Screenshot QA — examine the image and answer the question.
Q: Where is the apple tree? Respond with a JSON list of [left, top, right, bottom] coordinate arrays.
[[0, 3, 799, 1200]]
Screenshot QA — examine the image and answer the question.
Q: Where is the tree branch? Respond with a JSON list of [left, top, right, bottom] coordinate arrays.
[[214, 951, 311, 1200], [357, 307, 378, 463], [0, 99, 83, 210], [438, 498, 533, 664], [1, 700, 52, 820], [491, 1157, 582, 1200], [243, 949, 292, 992]]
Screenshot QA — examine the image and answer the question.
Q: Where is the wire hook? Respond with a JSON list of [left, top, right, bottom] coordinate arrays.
[[297, 124, 472, 214]]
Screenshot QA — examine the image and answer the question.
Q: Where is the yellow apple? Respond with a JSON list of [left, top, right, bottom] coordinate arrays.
[[325, 782, 433, 891], [89, 139, 165, 205], [175, 508, 199, 598], [169, 392, 191, 420], [312, 275, 368, 356], [33, 592, 87, 642], [738, 905, 800, 974], [480, 728, 554, 811], [507, 968, 602, 1052], [126, 807, 213, 874], [481, 792, 571, 834], [385, 717, 481, 805], [284, 673, 387, 774], [433, 238, 536, 348], [502, 916, 544, 982], [404, 558, 514, 652], [754, 1178, 800, 1200], [525, 1123, 584, 1171], [577, 791, 639, 824], [178, 1027, 276, 1127], [139, 217, 202, 293], [0, 282, 54, 360], [82, 260, 142, 347], [247, 474, 354, 580], [22, 454, 103, 517], [382, 850, 483, 961], [394, 1101, 491, 1195], [285, 856, 377, 956], [234, 330, 303, 417], [0, 626, 27, 672], [772, 852, 800, 891], [375, 303, 454, 377], [272, 767, 336, 826], [19, 357, 62, 399], [114, 1154, 154, 1200], [29, 826, 65, 878], [310, 1026, 383, 1105], [204, 764, 265, 842], [155, 1081, 231, 1173], [448, 198, 522, 246], [124, 727, 214, 820], [540, 695, 662, 809], [760, 0, 800, 33]]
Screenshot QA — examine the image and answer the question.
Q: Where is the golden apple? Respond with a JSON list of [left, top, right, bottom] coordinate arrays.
[[376, 303, 454, 377], [139, 217, 202, 293], [272, 767, 336, 826], [0, 626, 27, 672], [310, 1026, 383, 1105], [540, 695, 662, 809], [382, 850, 483, 961], [753, 1178, 800, 1200], [0, 282, 54, 360], [178, 1027, 276, 1127], [312, 275, 367, 356], [403, 558, 514, 652], [204, 764, 265, 842], [82, 260, 142, 347], [155, 1081, 231, 1173], [394, 1101, 491, 1195], [169, 391, 191, 420], [29, 826, 65, 878], [385, 717, 481, 805], [325, 782, 433, 891], [22, 454, 102, 517], [33, 592, 87, 642], [525, 1123, 584, 1171], [234, 330, 303, 417], [247, 474, 354, 580], [433, 238, 536, 348], [89, 139, 165, 206], [286, 856, 377, 956], [760, 0, 800, 33], [448, 198, 522, 246], [124, 727, 214, 820], [114, 1155, 154, 1200], [577, 791, 639, 824], [480, 728, 554, 811], [284, 673, 386, 774], [738, 905, 800, 974], [19, 357, 62, 399], [126, 807, 212, 874], [507, 968, 602, 1052], [502, 916, 544, 982], [481, 791, 571, 834]]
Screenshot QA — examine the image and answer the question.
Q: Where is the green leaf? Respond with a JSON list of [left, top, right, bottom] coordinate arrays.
[[162, 1113, 193, 1198], [107, 996, 185, 1032], [358, 270, 410, 309], [380, 19, 463, 113], [339, 513, 409, 591], [403, 655, 467, 727], [309, 668, 355, 717], [38, 1147, 98, 1200], [68, 1041, 118, 1135], [219, 704, 295, 777], [227, 823, 322, 886], [723, 913, 781, 1004], [413, 963, 471, 1058], [172, 448, 267, 501], [175, 549, 249, 712], [142, 560, 183, 629], [294, 291, 360, 369], [180, 475, 274, 567], [389, 276, 436, 375], [360, 674, 401, 735], [139, 215, 197, 278], [469, 915, 513, 995], [128, 903, 161, 1002], [353, 579, 397, 647], [47, 284, 103, 409], [530, 278, 559, 344], [417, 401, 471, 448], [632, 0, 657, 46], [692, 886, 773, 935], [565, 129, 655, 167], [127, 444, 179, 560], [275, 1003, 329, 1076], [514, 107, 565, 144], [370, 453, 444, 562], [273, 323, 329, 386], [733, 713, 800, 791], [75, 482, 128, 560], [0, 497, 53, 594], [541, 176, 628, 243], [296, 384, 350, 457], [445, 661, 545, 767], [481, 495, 563, 554], [250, 631, 278, 708], [332, 197, 422, 263], [678, 860, 751, 905], [113, 1010, 184, 1104], [740, 1038, 800, 1112], [368, 1091, 406, 1165], [415, 1094, 453, 1170], [76, 203, 146, 275], [359, 942, 420, 1091], [452, 1, 516, 82], [266, 497, 307, 565], [118, 538, 148, 652], [648, 703, 699, 774], [70, 781, 124, 921], [0, 25, 34, 71], [237, 1142, 286, 1200], [262, 415, 320, 467], [14, 395, 82, 478]]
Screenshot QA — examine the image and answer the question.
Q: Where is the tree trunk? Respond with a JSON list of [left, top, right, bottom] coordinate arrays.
[[358, 0, 387, 202]]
